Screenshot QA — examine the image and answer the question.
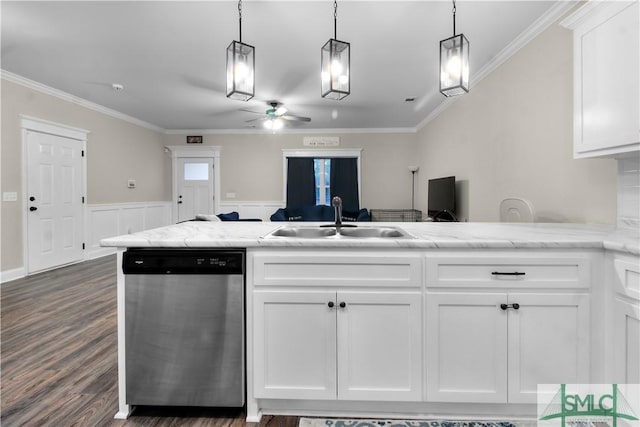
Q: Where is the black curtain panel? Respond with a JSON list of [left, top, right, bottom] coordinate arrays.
[[286, 157, 316, 207], [330, 158, 359, 211]]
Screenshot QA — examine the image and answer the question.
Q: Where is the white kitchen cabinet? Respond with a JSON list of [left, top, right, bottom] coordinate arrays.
[[507, 293, 590, 403], [563, 1, 640, 158], [426, 291, 589, 404], [612, 255, 640, 383], [253, 290, 337, 400], [336, 291, 422, 401], [425, 292, 508, 403], [253, 289, 422, 401]]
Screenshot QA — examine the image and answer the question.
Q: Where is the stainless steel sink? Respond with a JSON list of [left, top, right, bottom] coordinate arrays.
[[265, 225, 412, 239], [269, 227, 337, 238], [338, 227, 408, 238]]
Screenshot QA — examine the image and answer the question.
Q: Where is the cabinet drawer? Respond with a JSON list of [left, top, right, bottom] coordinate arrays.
[[614, 256, 640, 301], [426, 254, 590, 288], [253, 252, 422, 287]]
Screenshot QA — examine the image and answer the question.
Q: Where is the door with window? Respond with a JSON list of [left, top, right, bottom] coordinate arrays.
[[177, 158, 214, 222], [26, 129, 85, 273]]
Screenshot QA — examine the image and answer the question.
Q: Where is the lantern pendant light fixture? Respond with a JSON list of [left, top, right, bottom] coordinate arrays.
[[226, 0, 255, 101], [321, 0, 350, 100], [439, 0, 469, 97]]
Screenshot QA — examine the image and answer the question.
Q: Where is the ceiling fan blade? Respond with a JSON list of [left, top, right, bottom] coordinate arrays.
[[239, 108, 265, 115], [244, 117, 267, 123], [281, 115, 311, 122]]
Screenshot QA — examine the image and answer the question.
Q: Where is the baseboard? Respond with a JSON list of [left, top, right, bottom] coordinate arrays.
[[88, 247, 117, 260], [0, 266, 27, 284]]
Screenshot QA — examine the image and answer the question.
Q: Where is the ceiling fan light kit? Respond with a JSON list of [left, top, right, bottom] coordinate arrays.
[[321, 0, 350, 100], [226, 0, 255, 101], [439, 0, 470, 97]]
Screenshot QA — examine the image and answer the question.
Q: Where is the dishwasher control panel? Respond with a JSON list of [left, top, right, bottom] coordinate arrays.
[[123, 249, 245, 275]]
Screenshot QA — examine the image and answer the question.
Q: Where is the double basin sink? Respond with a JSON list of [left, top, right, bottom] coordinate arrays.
[[265, 225, 412, 239]]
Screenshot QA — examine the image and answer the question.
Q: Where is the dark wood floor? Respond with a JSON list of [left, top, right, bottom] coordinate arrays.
[[1, 255, 300, 426]]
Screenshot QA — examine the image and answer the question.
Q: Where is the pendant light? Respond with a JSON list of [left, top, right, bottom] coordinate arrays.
[[226, 0, 254, 101], [321, 0, 350, 100], [439, 0, 469, 97]]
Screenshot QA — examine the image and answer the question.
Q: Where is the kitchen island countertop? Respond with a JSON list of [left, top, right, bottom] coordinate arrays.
[[100, 221, 639, 256]]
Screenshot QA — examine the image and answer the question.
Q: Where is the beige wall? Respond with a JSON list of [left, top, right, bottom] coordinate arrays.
[[1, 80, 169, 271], [162, 132, 417, 210], [414, 22, 617, 223]]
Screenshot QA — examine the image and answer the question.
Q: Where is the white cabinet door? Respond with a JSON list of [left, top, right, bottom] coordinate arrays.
[[507, 293, 590, 404], [613, 298, 640, 384], [253, 290, 337, 399], [337, 292, 422, 401], [426, 293, 508, 403], [569, 1, 640, 158]]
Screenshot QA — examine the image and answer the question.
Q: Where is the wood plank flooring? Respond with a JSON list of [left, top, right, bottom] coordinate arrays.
[[1, 255, 300, 426]]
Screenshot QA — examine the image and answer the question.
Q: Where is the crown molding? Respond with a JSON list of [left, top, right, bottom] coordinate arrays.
[[164, 127, 417, 135], [416, 0, 579, 132], [1, 70, 164, 133]]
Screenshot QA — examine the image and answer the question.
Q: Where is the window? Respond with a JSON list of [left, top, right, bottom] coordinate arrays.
[[283, 149, 362, 210], [314, 158, 331, 205], [183, 162, 209, 181]]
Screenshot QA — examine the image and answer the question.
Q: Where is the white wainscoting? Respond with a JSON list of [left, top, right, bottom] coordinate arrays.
[[87, 202, 172, 259], [219, 201, 284, 222]]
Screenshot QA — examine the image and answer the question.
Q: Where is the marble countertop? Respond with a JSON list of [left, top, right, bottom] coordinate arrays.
[[100, 221, 640, 255]]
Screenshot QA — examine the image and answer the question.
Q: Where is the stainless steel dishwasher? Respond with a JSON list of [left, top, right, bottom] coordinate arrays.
[[122, 248, 245, 407]]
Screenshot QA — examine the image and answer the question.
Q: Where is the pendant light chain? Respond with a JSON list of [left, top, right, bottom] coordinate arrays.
[[333, 0, 338, 40], [452, 0, 457, 36], [238, 0, 243, 43]]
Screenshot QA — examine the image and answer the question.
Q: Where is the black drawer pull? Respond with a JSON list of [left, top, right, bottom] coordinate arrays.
[[500, 303, 520, 310], [492, 271, 525, 276]]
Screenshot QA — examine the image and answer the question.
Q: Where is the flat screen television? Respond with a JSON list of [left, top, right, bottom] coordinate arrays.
[[428, 176, 456, 220]]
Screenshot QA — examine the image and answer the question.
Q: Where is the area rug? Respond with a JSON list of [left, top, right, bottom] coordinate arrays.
[[299, 419, 528, 427]]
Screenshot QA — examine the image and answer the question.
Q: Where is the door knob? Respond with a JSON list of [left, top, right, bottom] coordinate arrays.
[[29, 206, 38, 211]]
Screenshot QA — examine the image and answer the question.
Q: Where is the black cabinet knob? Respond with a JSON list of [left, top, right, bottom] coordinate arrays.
[[512, 303, 520, 310], [500, 303, 508, 310], [339, 302, 346, 308], [328, 301, 335, 308], [29, 196, 35, 201], [29, 206, 38, 211]]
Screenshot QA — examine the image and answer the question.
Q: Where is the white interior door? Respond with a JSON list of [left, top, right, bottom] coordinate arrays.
[[26, 130, 84, 273], [177, 157, 214, 222]]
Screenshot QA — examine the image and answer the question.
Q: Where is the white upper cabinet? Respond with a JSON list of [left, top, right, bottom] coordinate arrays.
[[563, 1, 639, 158]]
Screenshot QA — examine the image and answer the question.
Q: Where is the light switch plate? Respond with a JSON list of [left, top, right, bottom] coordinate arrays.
[[127, 179, 136, 189], [3, 192, 18, 202]]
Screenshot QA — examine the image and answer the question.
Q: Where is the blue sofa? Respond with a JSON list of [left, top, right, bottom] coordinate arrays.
[[270, 205, 371, 222]]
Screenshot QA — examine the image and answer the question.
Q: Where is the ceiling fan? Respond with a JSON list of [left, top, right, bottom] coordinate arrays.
[[242, 101, 311, 130]]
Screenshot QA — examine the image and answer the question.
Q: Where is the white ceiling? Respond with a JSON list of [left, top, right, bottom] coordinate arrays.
[[1, 1, 566, 132]]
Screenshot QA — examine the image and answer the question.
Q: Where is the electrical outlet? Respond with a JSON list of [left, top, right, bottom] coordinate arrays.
[[2, 192, 18, 202], [127, 179, 136, 189]]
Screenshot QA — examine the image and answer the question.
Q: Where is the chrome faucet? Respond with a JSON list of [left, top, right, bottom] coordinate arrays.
[[332, 196, 343, 229]]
